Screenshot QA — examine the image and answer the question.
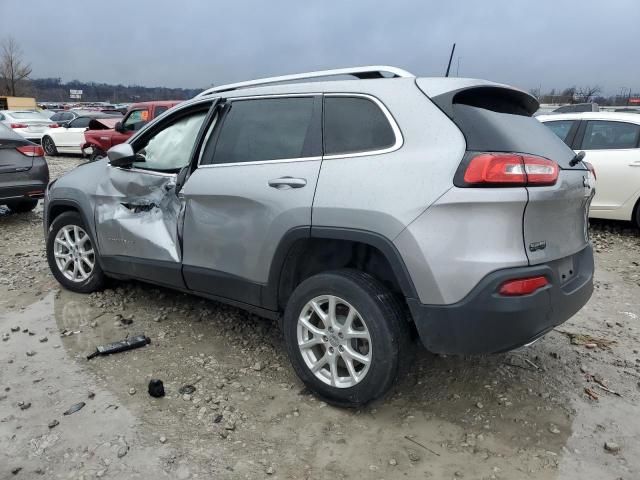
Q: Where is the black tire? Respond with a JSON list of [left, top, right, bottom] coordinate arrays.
[[89, 148, 106, 162], [283, 269, 412, 407], [7, 199, 38, 213], [42, 136, 58, 156], [634, 199, 640, 229], [46, 211, 105, 293]]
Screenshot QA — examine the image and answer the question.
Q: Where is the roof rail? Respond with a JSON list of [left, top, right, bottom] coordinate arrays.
[[195, 66, 414, 98]]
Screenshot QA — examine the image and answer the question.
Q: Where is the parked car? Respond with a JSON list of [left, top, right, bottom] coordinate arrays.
[[538, 112, 640, 225], [0, 123, 49, 213], [0, 110, 55, 143], [41, 113, 122, 156], [44, 66, 594, 406], [82, 117, 122, 161], [81, 100, 180, 158], [552, 103, 599, 113]]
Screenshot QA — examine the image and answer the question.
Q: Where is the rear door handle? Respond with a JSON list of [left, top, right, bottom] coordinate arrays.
[[268, 177, 307, 189], [629, 161, 640, 167]]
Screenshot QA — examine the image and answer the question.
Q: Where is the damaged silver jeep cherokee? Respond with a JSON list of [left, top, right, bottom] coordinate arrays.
[[44, 66, 595, 406]]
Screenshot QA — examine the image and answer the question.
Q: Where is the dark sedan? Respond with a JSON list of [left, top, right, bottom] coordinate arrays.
[[0, 123, 49, 213]]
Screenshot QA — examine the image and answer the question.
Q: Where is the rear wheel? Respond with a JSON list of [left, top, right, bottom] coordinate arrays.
[[46, 211, 105, 293], [634, 199, 640, 229], [283, 269, 412, 407], [42, 136, 58, 156], [7, 199, 38, 213]]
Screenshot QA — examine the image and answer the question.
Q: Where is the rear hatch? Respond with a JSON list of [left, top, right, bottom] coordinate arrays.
[[421, 81, 593, 266]]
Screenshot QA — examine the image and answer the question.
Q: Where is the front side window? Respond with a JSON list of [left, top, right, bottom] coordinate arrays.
[[323, 96, 396, 155], [133, 111, 207, 171], [210, 97, 315, 164], [543, 120, 575, 144], [123, 109, 149, 131], [581, 121, 640, 150]]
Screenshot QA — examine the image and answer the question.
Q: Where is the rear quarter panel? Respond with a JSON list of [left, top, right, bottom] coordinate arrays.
[[312, 80, 466, 240]]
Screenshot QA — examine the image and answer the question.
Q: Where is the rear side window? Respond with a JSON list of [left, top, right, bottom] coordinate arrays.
[[323, 96, 395, 155], [581, 121, 640, 150], [154, 106, 169, 118], [544, 120, 575, 144], [69, 117, 91, 129], [210, 97, 316, 164]]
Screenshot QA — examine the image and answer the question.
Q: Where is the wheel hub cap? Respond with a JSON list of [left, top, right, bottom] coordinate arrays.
[[53, 225, 95, 283], [297, 295, 372, 388]]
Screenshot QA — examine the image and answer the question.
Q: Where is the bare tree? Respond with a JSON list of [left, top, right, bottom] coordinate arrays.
[[575, 85, 602, 103], [0, 36, 32, 96]]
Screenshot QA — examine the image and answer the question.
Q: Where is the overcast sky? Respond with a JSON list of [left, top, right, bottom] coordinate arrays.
[[2, 0, 639, 95]]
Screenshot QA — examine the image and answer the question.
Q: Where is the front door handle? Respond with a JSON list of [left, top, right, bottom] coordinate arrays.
[[268, 177, 307, 189]]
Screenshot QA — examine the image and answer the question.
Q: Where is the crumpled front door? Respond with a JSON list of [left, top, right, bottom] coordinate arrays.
[[95, 166, 184, 287]]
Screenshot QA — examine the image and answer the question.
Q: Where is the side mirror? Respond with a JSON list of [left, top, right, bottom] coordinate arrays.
[[107, 143, 141, 168], [59, 121, 69, 128], [114, 121, 124, 133]]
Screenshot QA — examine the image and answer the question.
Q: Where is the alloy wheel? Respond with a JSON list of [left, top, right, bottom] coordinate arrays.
[[297, 295, 372, 388], [43, 137, 55, 155], [53, 225, 95, 282]]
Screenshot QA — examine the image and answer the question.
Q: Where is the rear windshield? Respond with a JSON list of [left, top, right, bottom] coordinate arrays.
[[450, 104, 579, 168], [427, 85, 581, 170], [10, 111, 49, 120]]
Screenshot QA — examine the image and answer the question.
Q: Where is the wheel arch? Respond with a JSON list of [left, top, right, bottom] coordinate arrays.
[[264, 226, 418, 312], [46, 199, 104, 269]]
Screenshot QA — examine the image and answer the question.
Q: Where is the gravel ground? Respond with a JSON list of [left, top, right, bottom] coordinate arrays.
[[1, 156, 640, 479]]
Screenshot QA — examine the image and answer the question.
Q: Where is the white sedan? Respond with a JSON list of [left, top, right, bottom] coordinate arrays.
[[0, 110, 55, 143], [538, 112, 640, 226], [41, 113, 119, 156]]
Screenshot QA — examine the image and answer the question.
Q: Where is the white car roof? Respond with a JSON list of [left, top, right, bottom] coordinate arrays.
[[537, 111, 640, 124]]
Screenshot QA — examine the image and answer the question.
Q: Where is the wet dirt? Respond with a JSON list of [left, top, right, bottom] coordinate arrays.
[[1, 156, 639, 479]]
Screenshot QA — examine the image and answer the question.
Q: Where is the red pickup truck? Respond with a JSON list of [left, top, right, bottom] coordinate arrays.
[[82, 100, 181, 159]]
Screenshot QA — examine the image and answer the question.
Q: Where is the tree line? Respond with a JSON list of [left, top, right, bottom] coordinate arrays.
[[528, 86, 638, 106]]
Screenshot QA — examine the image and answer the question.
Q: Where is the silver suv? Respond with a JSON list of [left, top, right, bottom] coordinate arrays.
[[44, 66, 595, 406]]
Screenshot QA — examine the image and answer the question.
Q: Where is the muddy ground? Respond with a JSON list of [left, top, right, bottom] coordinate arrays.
[[1, 156, 639, 479]]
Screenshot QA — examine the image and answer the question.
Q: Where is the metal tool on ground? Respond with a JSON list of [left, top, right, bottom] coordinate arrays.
[[87, 334, 151, 360]]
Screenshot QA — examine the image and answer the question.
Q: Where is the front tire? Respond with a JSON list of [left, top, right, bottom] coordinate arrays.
[[42, 136, 58, 156], [283, 269, 411, 407], [89, 148, 106, 162], [46, 211, 105, 293]]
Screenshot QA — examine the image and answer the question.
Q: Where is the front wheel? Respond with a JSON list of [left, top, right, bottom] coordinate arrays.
[[46, 211, 105, 293], [89, 148, 106, 162], [283, 269, 412, 407], [42, 136, 58, 156]]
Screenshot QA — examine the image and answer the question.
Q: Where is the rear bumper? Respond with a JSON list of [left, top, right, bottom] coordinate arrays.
[[0, 158, 50, 202], [408, 245, 594, 354]]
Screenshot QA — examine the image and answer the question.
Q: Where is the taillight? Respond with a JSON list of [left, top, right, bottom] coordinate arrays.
[[462, 153, 559, 187], [10, 123, 28, 129], [499, 276, 549, 296], [584, 161, 596, 180], [49, 123, 60, 128], [16, 145, 45, 157]]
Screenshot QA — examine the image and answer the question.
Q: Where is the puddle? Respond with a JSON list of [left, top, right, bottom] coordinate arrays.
[[0, 293, 170, 478]]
